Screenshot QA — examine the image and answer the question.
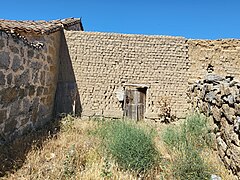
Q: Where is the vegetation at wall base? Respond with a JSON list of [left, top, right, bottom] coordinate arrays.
[[162, 113, 213, 179], [173, 147, 211, 180], [95, 119, 159, 174], [0, 114, 234, 179]]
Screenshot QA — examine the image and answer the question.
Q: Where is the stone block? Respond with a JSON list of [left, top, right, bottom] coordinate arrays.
[[4, 118, 18, 134], [205, 91, 217, 103], [231, 145, 240, 169], [217, 137, 227, 154], [222, 104, 235, 124], [38, 104, 49, 116], [18, 88, 26, 99], [15, 69, 30, 86], [36, 86, 44, 96], [0, 39, 5, 49], [12, 55, 21, 72], [220, 84, 231, 96], [22, 98, 31, 114], [204, 74, 224, 84], [0, 51, 10, 69], [231, 132, 240, 147], [235, 95, 240, 104], [223, 94, 235, 106], [6, 73, 12, 85], [0, 71, 5, 85], [28, 85, 35, 97], [1, 87, 19, 105], [30, 107, 38, 123], [0, 109, 7, 124], [215, 95, 223, 107], [224, 155, 231, 166], [27, 49, 34, 58], [18, 116, 30, 126], [10, 101, 21, 117], [30, 61, 42, 71], [212, 106, 222, 122]]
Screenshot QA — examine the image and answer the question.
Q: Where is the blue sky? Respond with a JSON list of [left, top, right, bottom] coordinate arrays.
[[1, 0, 240, 39]]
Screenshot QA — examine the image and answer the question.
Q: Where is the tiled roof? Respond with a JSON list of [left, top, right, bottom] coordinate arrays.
[[0, 18, 83, 35]]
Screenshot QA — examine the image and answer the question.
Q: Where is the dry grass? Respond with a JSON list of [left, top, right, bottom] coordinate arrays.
[[0, 116, 235, 180]]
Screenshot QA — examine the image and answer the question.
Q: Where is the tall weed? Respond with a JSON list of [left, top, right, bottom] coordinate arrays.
[[162, 113, 213, 179], [163, 113, 212, 151], [174, 147, 211, 180], [97, 120, 159, 174]]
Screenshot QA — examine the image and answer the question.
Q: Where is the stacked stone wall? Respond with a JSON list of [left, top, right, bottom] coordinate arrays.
[[188, 74, 240, 178], [64, 31, 190, 119], [0, 31, 60, 141]]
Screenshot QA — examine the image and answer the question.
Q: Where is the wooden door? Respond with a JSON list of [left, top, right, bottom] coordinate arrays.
[[124, 88, 146, 121]]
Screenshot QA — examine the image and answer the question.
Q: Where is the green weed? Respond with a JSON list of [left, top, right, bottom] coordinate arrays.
[[97, 120, 159, 174], [173, 147, 211, 180], [162, 113, 213, 179], [62, 144, 76, 179]]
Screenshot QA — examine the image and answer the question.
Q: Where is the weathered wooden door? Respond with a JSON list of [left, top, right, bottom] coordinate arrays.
[[124, 88, 146, 121]]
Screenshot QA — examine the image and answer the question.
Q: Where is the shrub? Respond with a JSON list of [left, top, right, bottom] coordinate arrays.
[[162, 113, 213, 179], [162, 126, 187, 151], [173, 147, 211, 180], [163, 113, 212, 151], [98, 120, 158, 173]]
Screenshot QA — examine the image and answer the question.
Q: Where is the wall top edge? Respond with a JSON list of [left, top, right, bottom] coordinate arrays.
[[64, 30, 186, 40], [188, 38, 240, 41], [65, 30, 240, 41]]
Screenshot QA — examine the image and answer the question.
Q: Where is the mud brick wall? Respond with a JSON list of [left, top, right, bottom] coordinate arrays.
[[0, 31, 61, 141], [188, 74, 240, 179], [188, 39, 240, 82], [64, 31, 190, 119]]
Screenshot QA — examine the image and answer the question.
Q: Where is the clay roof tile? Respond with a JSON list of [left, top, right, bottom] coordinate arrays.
[[0, 17, 82, 35]]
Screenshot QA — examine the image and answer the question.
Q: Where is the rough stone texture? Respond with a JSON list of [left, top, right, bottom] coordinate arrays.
[[0, 30, 61, 140], [0, 51, 10, 69], [0, 71, 5, 85], [0, 39, 4, 49], [188, 74, 240, 179], [64, 31, 190, 119], [12, 55, 22, 72]]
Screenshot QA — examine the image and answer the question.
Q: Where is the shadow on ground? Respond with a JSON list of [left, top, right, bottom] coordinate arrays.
[[0, 118, 61, 177]]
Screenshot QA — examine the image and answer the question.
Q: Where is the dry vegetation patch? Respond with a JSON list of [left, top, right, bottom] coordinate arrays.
[[0, 115, 235, 180]]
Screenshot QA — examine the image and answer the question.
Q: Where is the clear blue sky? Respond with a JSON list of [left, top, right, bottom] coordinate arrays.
[[1, 0, 240, 39]]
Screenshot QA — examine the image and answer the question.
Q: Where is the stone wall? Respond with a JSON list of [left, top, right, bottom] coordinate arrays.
[[64, 31, 190, 119], [188, 74, 240, 178], [0, 30, 61, 141]]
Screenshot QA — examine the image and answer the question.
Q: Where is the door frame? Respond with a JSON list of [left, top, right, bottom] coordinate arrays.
[[123, 84, 148, 121]]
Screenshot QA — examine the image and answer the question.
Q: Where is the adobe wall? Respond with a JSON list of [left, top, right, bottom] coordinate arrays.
[[188, 39, 240, 82], [0, 31, 61, 141], [64, 32, 240, 121], [64, 31, 190, 119]]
